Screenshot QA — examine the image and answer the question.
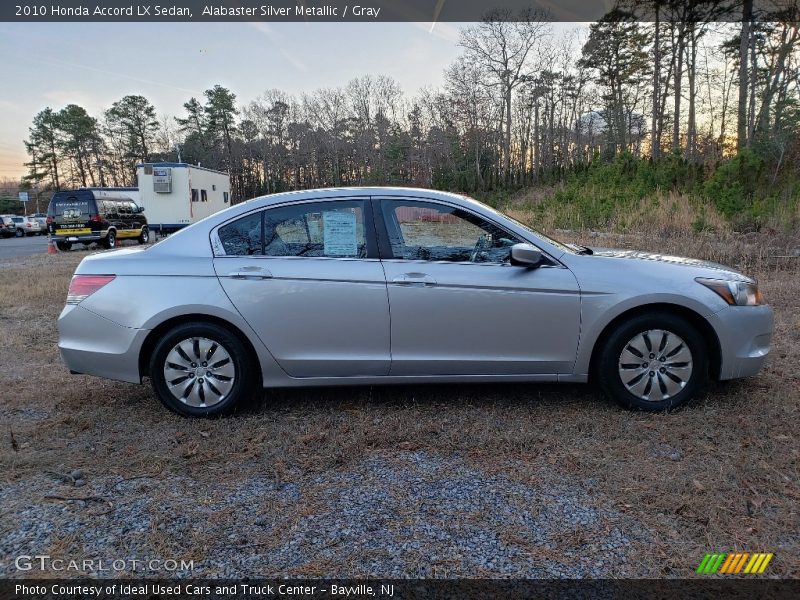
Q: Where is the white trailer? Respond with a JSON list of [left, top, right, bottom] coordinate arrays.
[[135, 163, 231, 233]]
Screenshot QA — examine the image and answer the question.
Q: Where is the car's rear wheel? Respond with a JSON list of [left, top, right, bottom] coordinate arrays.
[[149, 322, 256, 417], [56, 241, 72, 251], [597, 312, 708, 411], [137, 226, 149, 244], [104, 229, 116, 249]]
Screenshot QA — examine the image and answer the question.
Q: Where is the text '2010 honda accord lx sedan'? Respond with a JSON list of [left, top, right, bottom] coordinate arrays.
[[58, 187, 773, 417]]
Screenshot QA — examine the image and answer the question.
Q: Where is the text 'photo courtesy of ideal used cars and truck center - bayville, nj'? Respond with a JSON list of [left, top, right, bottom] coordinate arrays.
[[0, 1, 798, 598]]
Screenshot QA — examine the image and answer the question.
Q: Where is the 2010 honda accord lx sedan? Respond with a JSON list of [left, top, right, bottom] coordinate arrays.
[[58, 187, 774, 416]]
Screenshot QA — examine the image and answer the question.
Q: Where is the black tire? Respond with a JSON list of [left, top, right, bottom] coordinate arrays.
[[149, 322, 257, 417], [104, 229, 117, 249], [137, 226, 149, 245], [596, 312, 708, 412], [56, 241, 72, 251]]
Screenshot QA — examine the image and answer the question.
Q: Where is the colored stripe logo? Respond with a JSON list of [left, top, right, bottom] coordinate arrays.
[[696, 553, 773, 574]]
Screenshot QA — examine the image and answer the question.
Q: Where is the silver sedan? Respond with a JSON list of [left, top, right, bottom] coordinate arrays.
[[58, 188, 774, 416]]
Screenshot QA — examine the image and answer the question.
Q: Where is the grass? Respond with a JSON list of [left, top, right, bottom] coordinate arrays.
[[0, 225, 798, 578]]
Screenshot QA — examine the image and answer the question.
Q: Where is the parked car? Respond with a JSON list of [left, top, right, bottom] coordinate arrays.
[[0, 215, 17, 237], [32, 216, 48, 234], [9, 216, 39, 237], [47, 189, 149, 251], [58, 187, 774, 417]]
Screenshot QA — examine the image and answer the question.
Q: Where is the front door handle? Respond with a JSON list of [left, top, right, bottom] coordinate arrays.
[[392, 273, 436, 286], [229, 267, 273, 280]]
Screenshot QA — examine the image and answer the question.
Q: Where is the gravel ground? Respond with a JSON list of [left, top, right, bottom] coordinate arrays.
[[0, 452, 648, 578]]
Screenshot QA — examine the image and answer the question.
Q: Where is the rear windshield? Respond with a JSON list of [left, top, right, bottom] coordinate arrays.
[[53, 198, 91, 216]]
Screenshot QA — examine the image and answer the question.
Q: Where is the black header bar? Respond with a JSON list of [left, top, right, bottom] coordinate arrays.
[[2, 1, 797, 23]]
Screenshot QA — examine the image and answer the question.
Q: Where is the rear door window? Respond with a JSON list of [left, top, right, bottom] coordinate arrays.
[[215, 200, 369, 258], [265, 201, 367, 258], [54, 198, 90, 218]]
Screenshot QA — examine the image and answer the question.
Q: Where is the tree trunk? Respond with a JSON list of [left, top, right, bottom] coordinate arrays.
[[737, 0, 752, 150], [533, 101, 540, 179], [687, 25, 697, 161], [673, 21, 685, 153], [747, 27, 757, 145], [504, 82, 512, 183], [755, 24, 798, 136], [651, 5, 660, 160]]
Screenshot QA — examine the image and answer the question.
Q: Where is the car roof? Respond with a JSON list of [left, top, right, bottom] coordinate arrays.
[[246, 186, 469, 204]]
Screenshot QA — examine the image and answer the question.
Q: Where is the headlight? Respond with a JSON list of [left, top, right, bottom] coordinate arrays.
[[696, 277, 764, 306]]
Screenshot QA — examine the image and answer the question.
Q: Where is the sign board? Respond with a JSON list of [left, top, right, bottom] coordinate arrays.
[[153, 167, 172, 193], [323, 211, 358, 256], [18, 191, 29, 202]]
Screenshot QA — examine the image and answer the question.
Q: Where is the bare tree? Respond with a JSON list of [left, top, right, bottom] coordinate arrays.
[[459, 8, 549, 182]]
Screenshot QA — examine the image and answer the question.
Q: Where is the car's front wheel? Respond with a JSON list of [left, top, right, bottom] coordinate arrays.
[[597, 312, 708, 411], [149, 322, 256, 417]]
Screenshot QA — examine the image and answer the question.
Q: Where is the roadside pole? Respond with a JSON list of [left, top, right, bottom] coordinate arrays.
[[18, 191, 29, 215]]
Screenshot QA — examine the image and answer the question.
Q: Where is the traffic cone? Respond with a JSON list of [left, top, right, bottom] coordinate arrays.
[[115, 238, 122, 247], [47, 240, 57, 254]]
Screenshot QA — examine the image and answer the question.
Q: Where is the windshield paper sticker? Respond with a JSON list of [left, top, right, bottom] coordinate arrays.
[[323, 211, 357, 256]]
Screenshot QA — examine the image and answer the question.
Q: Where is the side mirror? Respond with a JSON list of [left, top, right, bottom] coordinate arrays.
[[138, 206, 145, 213], [510, 243, 542, 267]]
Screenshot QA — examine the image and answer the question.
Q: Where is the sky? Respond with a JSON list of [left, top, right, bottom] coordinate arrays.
[[0, 21, 475, 181]]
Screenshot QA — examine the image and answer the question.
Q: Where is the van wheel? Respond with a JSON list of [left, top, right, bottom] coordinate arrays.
[[149, 322, 256, 417], [137, 226, 149, 244], [56, 241, 72, 251], [596, 312, 707, 412], [104, 230, 116, 249]]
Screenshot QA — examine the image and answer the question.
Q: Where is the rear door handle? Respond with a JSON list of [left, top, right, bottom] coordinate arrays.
[[229, 267, 272, 279], [392, 273, 436, 286]]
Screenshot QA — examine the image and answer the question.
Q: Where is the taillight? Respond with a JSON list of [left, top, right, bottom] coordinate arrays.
[[90, 215, 102, 223], [46, 216, 53, 224], [67, 275, 115, 305]]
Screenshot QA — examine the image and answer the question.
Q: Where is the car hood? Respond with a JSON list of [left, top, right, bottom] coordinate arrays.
[[589, 248, 752, 281]]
